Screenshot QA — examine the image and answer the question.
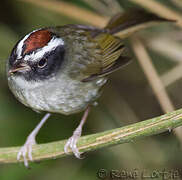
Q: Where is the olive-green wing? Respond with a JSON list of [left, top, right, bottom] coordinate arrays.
[[81, 33, 131, 82], [62, 25, 130, 82]]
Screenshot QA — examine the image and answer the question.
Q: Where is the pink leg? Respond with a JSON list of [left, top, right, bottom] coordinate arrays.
[[17, 113, 51, 167], [64, 106, 91, 158]]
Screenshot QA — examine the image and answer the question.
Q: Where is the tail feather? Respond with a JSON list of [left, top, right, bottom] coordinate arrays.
[[104, 9, 175, 37]]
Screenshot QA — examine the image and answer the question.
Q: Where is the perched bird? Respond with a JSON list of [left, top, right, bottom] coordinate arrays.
[[7, 9, 173, 167]]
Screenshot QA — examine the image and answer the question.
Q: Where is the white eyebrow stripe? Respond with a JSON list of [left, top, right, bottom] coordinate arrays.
[[16, 29, 39, 59], [16, 33, 30, 59], [16, 29, 40, 59], [24, 37, 64, 61]]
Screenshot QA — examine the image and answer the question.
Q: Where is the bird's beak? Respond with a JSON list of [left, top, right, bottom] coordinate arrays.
[[9, 62, 31, 75]]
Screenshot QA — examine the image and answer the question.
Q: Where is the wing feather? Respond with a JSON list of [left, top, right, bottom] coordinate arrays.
[[81, 32, 130, 81], [61, 25, 131, 81]]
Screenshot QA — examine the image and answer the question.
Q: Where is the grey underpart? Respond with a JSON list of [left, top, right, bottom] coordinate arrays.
[[8, 71, 107, 115]]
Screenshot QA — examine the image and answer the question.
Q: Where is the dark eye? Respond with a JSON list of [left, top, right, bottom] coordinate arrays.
[[38, 58, 47, 68]]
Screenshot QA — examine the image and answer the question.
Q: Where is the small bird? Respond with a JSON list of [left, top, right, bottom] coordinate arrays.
[[7, 9, 173, 167]]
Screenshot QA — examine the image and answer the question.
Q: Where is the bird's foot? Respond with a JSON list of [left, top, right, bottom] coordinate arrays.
[[64, 126, 83, 159], [64, 106, 90, 158], [17, 134, 36, 167]]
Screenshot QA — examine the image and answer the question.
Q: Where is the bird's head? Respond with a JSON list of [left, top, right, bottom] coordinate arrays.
[[8, 28, 65, 81]]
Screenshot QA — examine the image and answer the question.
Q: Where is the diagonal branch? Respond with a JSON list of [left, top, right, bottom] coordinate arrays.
[[17, 0, 108, 27], [1, 108, 182, 164]]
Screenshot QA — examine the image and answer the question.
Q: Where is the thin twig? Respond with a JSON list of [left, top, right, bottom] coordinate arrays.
[[1, 108, 182, 164]]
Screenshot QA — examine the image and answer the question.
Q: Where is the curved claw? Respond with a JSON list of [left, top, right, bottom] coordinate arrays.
[[64, 135, 82, 159], [64, 126, 83, 159], [64, 107, 90, 159], [17, 113, 50, 167], [17, 136, 36, 167]]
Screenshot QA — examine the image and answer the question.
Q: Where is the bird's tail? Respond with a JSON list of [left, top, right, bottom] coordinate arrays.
[[104, 9, 175, 38]]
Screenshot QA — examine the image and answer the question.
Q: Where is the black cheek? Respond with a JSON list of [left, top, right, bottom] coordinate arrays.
[[9, 45, 18, 67], [25, 45, 65, 81], [9, 38, 23, 67], [9, 52, 17, 67]]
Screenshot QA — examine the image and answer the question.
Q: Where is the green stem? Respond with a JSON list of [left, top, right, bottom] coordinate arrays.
[[1, 108, 182, 164]]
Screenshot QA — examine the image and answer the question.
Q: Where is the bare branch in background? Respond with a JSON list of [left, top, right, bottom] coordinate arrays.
[[131, 36, 182, 141], [129, 0, 182, 28], [18, 0, 108, 27], [145, 35, 182, 62], [82, 0, 115, 16], [131, 36, 174, 113], [171, 0, 182, 9], [103, 0, 123, 14], [162, 64, 182, 87]]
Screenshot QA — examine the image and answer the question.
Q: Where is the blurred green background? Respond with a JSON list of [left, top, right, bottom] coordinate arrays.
[[1, 0, 182, 179]]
